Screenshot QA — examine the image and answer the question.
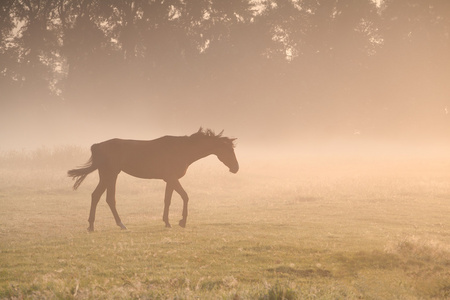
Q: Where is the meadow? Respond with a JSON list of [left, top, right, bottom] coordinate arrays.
[[0, 146, 449, 299]]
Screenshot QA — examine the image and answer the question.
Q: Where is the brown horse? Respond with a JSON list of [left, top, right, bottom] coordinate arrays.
[[68, 128, 239, 231]]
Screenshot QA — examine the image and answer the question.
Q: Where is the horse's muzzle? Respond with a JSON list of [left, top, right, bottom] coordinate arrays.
[[229, 166, 239, 174]]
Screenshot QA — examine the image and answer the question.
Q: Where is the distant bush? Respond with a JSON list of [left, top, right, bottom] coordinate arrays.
[[0, 146, 88, 170]]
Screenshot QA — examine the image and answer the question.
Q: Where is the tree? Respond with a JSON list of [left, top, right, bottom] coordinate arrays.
[[1, 0, 60, 109], [1, 0, 449, 140], [376, 0, 450, 137]]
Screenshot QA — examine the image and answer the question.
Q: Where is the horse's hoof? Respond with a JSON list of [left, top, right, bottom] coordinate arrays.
[[179, 220, 186, 228], [165, 223, 172, 228], [87, 226, 94, 232], [118, 223, 127, 230]]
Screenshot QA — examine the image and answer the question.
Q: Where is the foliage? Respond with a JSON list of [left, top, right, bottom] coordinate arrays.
[[1, 0, 449, 139]]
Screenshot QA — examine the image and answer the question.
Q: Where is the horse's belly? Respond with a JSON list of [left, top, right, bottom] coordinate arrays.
[[121, 167, 161, 179], [119, 157, 187, 180], [118, 159, 155, 178]]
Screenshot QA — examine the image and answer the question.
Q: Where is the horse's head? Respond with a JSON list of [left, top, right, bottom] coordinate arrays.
[[215, 136, 239, 174], [193, 128, 239, 174]]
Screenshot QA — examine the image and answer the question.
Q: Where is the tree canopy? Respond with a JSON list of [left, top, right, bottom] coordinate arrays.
[[1, 0, 449, 143]]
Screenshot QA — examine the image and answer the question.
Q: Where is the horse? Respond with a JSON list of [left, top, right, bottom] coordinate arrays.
[[67, 128, 239, 231]]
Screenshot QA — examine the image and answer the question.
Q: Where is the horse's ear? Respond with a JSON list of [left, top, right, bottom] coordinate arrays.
[[198, 127, 203, 133], [230, 138, 237, 148], [218, 130, 224, 137]]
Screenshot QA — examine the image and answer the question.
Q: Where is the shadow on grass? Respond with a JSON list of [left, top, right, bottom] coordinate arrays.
[[267, 266, 331, 278]]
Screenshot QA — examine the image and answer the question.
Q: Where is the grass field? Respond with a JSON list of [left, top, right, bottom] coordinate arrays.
[[0, 146, 449, 299]]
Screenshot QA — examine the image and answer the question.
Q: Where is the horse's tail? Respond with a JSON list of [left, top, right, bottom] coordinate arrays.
[[68, 148, 98, 190]]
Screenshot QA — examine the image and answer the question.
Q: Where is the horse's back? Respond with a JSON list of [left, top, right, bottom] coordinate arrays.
[[94, 136, 182, 152], [91, 136, 189, 179]]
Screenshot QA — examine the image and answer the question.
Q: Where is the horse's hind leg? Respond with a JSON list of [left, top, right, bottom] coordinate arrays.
[[163, 182, 174, 228], [105, 173, 127, 230], [88, 180, 106, 232]]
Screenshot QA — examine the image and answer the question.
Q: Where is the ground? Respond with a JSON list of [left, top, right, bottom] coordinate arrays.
[[0, 148, 449, 299]]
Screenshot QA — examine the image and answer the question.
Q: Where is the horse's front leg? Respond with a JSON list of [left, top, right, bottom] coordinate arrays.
[[106, 174, 127, 230], [173, 180, 189, 228], [88, 180, 107, 232], [163, 182, 174, 228]]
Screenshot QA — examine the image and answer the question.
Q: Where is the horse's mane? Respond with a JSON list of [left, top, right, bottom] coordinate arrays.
[[191, 127, 236, 148]]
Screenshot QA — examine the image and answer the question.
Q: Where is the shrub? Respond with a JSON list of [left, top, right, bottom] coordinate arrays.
[[258, 282, 297, 300]]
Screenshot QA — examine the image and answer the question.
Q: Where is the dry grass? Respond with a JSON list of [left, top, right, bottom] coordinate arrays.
[[0, 148, 449, 299]]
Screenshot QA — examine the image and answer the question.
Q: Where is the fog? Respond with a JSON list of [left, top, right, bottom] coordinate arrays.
[[1, 0, 449, 157], [3, 3, 450, 298]]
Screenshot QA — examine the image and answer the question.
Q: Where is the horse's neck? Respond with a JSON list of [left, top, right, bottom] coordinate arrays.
[[185, 140, 215, 165]]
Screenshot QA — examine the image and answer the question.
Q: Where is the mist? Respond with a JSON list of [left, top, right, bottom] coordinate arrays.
[[2, 2, 450, 298], [1, 0, 449, 156]]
